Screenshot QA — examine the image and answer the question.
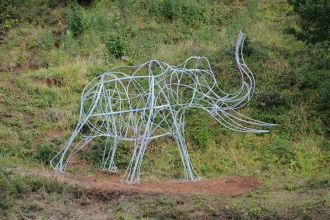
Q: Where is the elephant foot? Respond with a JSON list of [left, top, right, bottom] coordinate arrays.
[[120, 177, 140, 184], [184, 176, 202, 182], [107, 166, 118, 172], [194, 176, 202, 181], [120, 170, 141, 184]]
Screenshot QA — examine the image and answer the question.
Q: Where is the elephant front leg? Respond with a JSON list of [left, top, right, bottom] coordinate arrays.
[[121, 139, 148, 184], [173, 130, 201, 182], [101, 138, 118, 172]]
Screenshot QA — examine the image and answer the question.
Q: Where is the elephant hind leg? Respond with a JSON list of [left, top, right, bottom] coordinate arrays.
[[50, 127, 84, 171], [53, 136, 95, 172]]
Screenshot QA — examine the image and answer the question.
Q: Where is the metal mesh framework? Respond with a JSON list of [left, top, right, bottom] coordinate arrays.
[[50, 31, 276, 184]]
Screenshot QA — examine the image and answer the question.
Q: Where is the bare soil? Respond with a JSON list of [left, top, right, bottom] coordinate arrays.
[[13, 167, 260, 196], [56, 170, 260, 196]]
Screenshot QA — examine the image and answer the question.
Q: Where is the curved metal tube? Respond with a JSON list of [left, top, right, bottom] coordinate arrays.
[[50, 31, 276, 184]]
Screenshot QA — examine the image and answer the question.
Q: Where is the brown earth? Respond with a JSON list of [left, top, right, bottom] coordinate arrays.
[[14, 168, 260, 196], [72, 171, 260, 196]]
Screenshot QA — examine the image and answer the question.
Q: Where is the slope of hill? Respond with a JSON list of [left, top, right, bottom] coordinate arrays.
[[0, 0, 329, 219]]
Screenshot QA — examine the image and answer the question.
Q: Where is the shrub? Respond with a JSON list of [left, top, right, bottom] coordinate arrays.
[[34, 142, 57, 165], [146, 0, 161, 16], [67, 3, 90, 37], [318, 80, 330, 111], [287, 0, 330, 44], [183, 1, 205, 26], [0, 171, 12, 210], [255, 91, 287, 109], [0, 0, 72, 31], [185, 109, 215, 149], [89, 7, 109, 33], [162, 0, 182, 21], [79, 138, 132, 169], [105, 35, 128, 59], [317, 79, 330, 130], [280, 40, 329, 129]]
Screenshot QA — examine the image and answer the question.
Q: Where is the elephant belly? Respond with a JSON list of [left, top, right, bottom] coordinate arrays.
[[86, 107, 173, 140]]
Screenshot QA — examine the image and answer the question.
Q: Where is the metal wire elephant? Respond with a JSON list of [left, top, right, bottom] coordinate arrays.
[[50, 31, 275, 184]]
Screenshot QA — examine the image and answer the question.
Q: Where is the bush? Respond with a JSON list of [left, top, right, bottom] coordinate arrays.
[[79, 138, 132, 169], [317, 79, 330, 130], [318, 80, 330, 111], [0, 0, 72, 31], [105, 35, 128, 59], [185, 109, 215, 149], [67, 3, 90, 37], [183, 1, 205, 26], [146, 0, 161, 16], [280, 41, 329, 130], [34, 142, 57, 165], [0, 169, 14, 211], [162, 0, 182, 21], [255, 91, 287, 109], [287, 0, 330, 44]]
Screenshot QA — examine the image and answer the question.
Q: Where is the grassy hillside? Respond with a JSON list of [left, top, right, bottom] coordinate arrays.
[[0, 0, 329, 218]]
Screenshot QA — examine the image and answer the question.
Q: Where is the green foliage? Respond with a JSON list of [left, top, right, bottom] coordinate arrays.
[[67, 3, 90, 37], [279, 40, 330, 129], [306, 178, 329, 190], [183, 1, 205, 26], [185, 109, 215, 149], [255, 90, 288, 109], [318, 80, 330, 112], [0, 0, 72, 31], [0, 170, 12, 210], [162, 0, 183, 21], [318, 79, 330, 130], [105, 34, 129, 59], [89, 6, 109, 33], [34, 142, 58, 165], [287, 0, 330, 44], [146, 0, 161, 16], [79, 138, 132, 169], [0, 168, 80, 216], [225, 0, 259, 36], [147, 0, 205, 26], [114, 142, 134, 168]]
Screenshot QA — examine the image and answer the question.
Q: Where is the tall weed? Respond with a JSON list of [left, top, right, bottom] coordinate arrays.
[[162, 0, 183, 21], [183, 0, 205, 26], [67, 3, 90, 37]]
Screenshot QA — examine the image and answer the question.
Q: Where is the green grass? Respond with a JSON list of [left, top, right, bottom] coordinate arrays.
[[0, 0, 329, 218]]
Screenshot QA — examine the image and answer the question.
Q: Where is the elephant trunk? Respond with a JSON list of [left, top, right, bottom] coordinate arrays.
[[208, 101, 277, 133]]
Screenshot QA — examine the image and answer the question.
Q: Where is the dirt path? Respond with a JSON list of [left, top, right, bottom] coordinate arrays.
[[14, 168, 260, 195]]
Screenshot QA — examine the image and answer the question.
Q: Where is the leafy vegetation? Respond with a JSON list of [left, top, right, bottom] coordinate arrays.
[[0, 0, 329, 218], [286, 0, 330, 44]]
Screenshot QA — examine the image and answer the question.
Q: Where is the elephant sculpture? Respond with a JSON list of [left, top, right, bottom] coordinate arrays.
[[50, 31, 275, 184]]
